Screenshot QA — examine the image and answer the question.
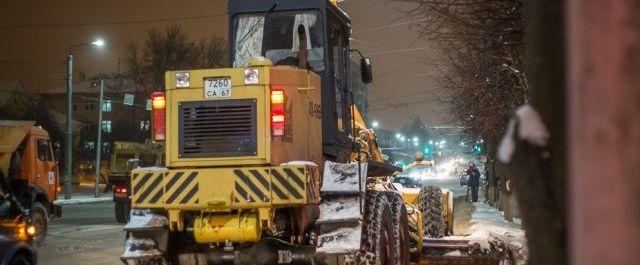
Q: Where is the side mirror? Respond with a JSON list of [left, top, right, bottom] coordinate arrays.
[[360, 57, 373, 84], [126, 159, 141, 173]]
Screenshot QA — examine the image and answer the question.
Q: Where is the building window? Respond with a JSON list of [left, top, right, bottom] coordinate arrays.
[[102, 100, 112, 112], [84, 100, 95, 112], [72, 103, 78, 111], [84, 141, 95, 151], [101, 120, 112, 133]]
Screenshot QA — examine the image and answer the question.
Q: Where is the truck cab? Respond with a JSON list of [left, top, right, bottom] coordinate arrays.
[[228, 0, 364, 161], [0, 120, 61, 246]]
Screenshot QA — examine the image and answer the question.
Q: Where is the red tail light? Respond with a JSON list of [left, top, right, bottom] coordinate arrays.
[[151, 92, 166, 141], [271, 89, 285, 137]]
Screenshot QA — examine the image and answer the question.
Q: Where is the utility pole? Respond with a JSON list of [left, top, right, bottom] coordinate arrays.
[[64, 52, 73, 199], [94, 79, 104, 197]]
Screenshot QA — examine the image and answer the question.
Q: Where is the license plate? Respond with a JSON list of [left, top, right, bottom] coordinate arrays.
[[204, 77, 232, 98]]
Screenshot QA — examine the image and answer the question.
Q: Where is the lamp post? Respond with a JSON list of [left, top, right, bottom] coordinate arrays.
[[64, 39, 105, 199], [94, 79, 104, 197]]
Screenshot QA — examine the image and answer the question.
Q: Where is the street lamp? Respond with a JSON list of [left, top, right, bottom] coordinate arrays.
[[64, 38, 105, 199], [395, 133, 402, 139], [371, 120, 379, 128]]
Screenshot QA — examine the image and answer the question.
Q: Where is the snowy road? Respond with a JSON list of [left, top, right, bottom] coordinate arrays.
[[39, 202, 124, 265]]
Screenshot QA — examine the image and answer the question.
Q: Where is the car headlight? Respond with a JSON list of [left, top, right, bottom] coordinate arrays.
[[244, 69, 259, 84], [176, 72, 190, 88]]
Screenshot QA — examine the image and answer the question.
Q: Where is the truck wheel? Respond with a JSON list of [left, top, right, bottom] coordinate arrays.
[[115, 201, 130, 224], [418, 186, 446, 238], [388, 192, 411, 265], [30, 202, 48, 246], [362, 191, 395, 265], [10, 254, 33, 265]]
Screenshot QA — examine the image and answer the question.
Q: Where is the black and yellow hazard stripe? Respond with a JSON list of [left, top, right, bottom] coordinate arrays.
[[270, 167, 306, 202], [233, 169, 271, 203], [164, 171, 200, 205], [231, 167, 307, 204], [131, 170, 200, 206], [132, 171, 165, 206]]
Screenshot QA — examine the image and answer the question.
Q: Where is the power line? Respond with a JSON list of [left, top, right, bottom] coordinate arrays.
[[0, 59, 62, 65], [369, 47, 429, 56], [0, 13, 226, 29], [353, 18, 427, 34]]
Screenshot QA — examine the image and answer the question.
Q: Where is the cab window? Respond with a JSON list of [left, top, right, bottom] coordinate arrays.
[[37, 139, 52, 162], [329, 25, 346, 131]]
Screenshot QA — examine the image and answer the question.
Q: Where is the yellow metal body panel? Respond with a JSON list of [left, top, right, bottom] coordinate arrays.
[[193, 212, 260, 243], [131, 165, 320, 210], [164, 67, 271, 168], [163, 66, 323, 169]]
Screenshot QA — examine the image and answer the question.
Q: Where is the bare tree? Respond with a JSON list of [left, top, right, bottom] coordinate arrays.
[[399, 1, 568, 265], [127, 25, 227, 95]]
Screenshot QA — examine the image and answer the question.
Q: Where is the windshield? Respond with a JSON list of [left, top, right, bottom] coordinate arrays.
[[233, 11, 325, 73]]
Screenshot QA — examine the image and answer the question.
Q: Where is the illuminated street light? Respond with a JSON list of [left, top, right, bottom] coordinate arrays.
[[371, 120, 379, 128], [412, 136, 419, 142], [395, 133, 402, 139], [64, 38, 106, 199], [429, 140, 434, 145], [91, 39, 105, 47]]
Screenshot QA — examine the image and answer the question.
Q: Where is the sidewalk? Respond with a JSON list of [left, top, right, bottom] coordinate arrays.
[[53, 183, 113, 206], [447, 198, 528, 264]]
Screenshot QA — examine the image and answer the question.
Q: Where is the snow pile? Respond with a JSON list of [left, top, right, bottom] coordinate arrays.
[[498, 104, 549, 163], [318, 197, 361, 222], [444, 250, 463, 256], [122, 238, 162, 259], [137, 166, 168, 171], [124, 209, 168, 230], [279, 161, 318, 167], [446, 202, 528, 263], [321, 161, 367, 193], [316, 225, 362, 254], [53, 195, 112, 205]]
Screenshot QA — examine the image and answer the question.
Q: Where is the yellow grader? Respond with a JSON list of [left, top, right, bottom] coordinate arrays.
[[121, 1, 476, 264]]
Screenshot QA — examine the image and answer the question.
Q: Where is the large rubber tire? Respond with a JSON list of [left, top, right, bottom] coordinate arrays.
[[115, 201, 130, 224], [9, 254, 33, 265], [387, 192, 411, 265], [30, 202, 48, 247], [362, 191, 396, 265], [418, 186, 446, 238]]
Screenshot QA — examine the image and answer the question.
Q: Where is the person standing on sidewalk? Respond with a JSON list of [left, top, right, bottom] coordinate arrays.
[[467, 163, 481, 202]]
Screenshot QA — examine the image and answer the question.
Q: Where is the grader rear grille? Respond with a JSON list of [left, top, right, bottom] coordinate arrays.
[[178, 99, 257, 158]]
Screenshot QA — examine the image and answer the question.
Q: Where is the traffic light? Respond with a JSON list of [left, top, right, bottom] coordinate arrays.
[[423, 146, 431, 155]]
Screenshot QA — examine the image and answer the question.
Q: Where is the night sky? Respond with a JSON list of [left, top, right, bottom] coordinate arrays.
[[0, 0, 449, 128]]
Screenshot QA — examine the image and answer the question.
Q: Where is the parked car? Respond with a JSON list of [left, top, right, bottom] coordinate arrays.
[[0, 171, 37, 265]]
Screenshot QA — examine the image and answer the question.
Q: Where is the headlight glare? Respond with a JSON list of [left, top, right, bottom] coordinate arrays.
[[244, 69, 259, 84], [176, 72, 190, 88]]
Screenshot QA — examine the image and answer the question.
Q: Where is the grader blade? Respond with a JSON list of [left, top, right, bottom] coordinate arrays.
[[415, 239, 501, 265]]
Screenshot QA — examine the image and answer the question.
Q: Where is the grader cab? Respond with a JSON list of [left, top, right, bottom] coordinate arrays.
[[121, 1, 465, 264]]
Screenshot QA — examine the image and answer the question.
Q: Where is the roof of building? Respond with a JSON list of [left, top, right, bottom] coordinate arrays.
[[0, 80, 31, 106]]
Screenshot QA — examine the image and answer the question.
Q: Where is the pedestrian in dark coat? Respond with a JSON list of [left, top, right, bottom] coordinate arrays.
[[467, 163, 481, 202]]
